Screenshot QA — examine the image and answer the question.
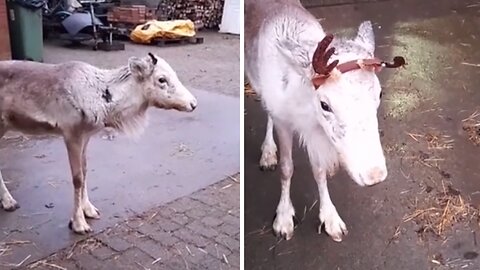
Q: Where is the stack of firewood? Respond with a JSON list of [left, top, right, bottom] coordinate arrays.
[[156, 0, 224, 29]]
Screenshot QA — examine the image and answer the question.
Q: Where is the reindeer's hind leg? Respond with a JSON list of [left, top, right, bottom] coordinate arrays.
[[81, 137, 100, 219], [0, 170, 18, 211], [0, 128, 19, 211], [260, 115, 278, 170], [65, 133, 92, 234], [272, 120, 295, 240]]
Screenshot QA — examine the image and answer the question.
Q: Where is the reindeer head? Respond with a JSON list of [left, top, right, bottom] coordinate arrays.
[[128, 53, 197, 112], [310, 21, 405, 186]]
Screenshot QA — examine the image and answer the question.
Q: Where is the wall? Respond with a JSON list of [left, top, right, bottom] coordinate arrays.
[[0, 0, 10, 60]]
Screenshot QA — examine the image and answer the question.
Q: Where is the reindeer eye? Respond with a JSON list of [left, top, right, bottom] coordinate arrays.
[[320, 101, 332, 112], [158, 77, 167, 84], [379, 91, 383, 99]]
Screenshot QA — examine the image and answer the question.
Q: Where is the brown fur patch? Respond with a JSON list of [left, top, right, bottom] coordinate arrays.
[[72, 173, 83, 189]]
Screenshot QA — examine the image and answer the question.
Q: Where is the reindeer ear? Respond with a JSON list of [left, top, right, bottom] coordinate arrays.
[[354, 21, 375, 55], [128, 57, 151, 79], [148, 52, 158, 65]]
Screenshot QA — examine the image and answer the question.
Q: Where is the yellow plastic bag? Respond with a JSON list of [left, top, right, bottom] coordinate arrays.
[[130, 20, 196, 44]]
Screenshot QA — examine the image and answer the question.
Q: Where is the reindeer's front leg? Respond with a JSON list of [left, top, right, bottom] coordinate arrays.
[[260, 115, 278, 170], [65, 134, 92, 234], [308, 152, 348, 242], [0, 128, 19, 211], [314, 168, 347, 242], [81, 137, 100, 219], [272, 121, 295, 240], [0, 170, 19, 211]]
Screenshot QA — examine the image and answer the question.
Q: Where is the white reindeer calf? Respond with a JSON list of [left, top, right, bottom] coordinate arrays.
[[0, 53, 197, 234], [245, 0, 405, 242]]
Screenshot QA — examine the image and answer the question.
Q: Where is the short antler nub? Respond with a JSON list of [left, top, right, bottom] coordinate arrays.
[[312, 34, 339, 76], [311, 34, 340, 89], [310, 34, 406, 89]]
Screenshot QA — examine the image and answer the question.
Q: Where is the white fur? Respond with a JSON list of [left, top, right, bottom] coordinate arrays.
[[246, 6, 387, 241], [0, 170, 18, 211]]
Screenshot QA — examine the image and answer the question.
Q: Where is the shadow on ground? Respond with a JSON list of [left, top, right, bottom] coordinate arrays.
[[245, 0, 480, 269]]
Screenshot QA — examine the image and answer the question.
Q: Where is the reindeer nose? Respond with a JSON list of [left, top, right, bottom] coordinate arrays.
[[190, 101, 197, 111], [365, 167, 387, 186]]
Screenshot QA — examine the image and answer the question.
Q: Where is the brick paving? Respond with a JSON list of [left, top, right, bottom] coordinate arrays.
[[25, 175, 240, 270]]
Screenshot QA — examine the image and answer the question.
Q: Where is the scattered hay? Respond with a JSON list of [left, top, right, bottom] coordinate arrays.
[[461, 62, 480, 68], [384, 142, 407, 155], [65, 238, 102, 259], [28, 259, 66, 270], [406, 131, 454, 150], [227, 174, 239, 183], [79, 238, 102, 253], [0, 240, 33, 257], [462, 110, 480, 146], [0, 246, 11, 256], [1, 254, 31, 268], [425, 133, 454, 150], [246, 225, 272, 237], [1, 240, 32, 246], [403, 182, 479, 238]]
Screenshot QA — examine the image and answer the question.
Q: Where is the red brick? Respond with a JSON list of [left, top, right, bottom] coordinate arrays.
[[0, 0, 11, 60]]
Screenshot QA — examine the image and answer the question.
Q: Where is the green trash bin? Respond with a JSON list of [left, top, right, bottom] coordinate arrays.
[[6, 0, 44, 62]]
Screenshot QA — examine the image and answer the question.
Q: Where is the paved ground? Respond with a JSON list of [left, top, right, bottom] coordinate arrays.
[[0, 31, 239, 268], [23, 175, 240, 270], [245, 0, 480, 269]]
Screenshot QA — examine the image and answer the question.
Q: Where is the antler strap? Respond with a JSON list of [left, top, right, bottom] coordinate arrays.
[[336, 56, 406, 73], [311, 34, 406, 89]]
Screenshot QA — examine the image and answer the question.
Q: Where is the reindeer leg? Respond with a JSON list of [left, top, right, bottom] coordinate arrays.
[[259, 115, 278, 171], [0, 128, 18, 211], [65, 133, 92, 234], [308, 148, 347, 242], [0, 170, 18, 211], [272, 121, 295, 240], [315, 169, 347, 242], [81, 137, 99, 219]]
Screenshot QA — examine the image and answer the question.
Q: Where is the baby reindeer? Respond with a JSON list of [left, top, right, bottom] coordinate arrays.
[[0, 53, 197, 234], [245, 0, 404, 241]]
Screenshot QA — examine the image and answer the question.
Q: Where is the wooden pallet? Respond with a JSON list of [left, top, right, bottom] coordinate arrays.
[[150, 36, 204, 47]]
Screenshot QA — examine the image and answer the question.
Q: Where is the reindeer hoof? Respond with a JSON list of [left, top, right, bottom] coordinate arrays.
[[319, 207, 348, 242], [273, 213, 295, 241], [259, 164, 276, 171], [259, 147, 278, 171], [69, 219, 93, 234], [2, 198, 20, 212], [84, 207, 100, 219]]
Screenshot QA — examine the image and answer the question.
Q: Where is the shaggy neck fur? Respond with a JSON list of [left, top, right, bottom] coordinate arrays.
[[100, 66, 150, 138]]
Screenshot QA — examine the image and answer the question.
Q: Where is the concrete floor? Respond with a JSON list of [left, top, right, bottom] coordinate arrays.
[[245, 0, 480, 269], [0, 31, 239, 265]]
